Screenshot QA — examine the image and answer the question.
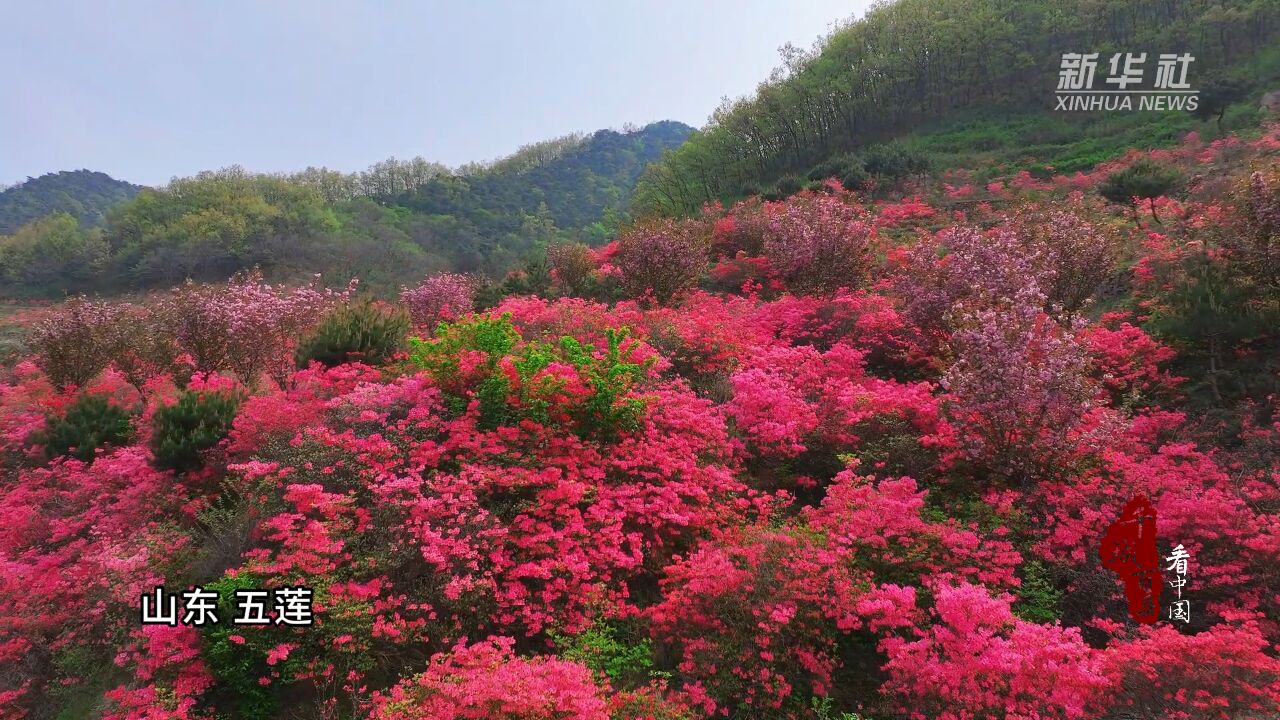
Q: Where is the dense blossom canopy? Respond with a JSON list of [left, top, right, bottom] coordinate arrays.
[[0, 127, 1278, 720]]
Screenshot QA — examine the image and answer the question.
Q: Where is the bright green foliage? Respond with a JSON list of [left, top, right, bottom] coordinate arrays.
[[150, 388, 241, 472], [1012, 560, 1063, 624], [408, 314, 652, 438], [295, 301, 410, 368], [199, 574, 281, 720], [409, 313, 521, 381], [553, 619, 656, 685], [812, 697, 869, 720], [37, 393, 134, 463]]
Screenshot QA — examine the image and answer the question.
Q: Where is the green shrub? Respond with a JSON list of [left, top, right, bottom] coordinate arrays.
[[150, 388, 241, 472], [862, 142, 931, 180], [198, 574, 281, 720], [807, 152, 869, 189], [1012, 560, 1064, 624], [552, 619, 655, 685], [1099, 158, 1183, 220], [37, 393, 134, 462], [408, 314, 651, 438], [764, 174, 805, 200], [811, 697, 868, 720], [295, 301, 409, 368]]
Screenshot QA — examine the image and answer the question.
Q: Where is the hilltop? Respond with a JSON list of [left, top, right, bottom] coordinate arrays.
[[0, 170, 143, 234], [398, 120, 693, 235]]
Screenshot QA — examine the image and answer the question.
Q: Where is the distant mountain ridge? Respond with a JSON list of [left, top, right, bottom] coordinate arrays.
[[397, 120, 694, 234], [0, 120, 695, 297], [0, 170, 143, 234]]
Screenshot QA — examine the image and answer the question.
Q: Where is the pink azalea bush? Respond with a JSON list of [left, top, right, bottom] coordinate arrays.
[[611, 218, 709, 302], [762, 188, 876, 295], [400, 272, 475, 330], [369, 637, 609, 720]]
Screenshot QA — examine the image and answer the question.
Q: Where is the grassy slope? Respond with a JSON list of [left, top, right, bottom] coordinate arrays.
[[899, 45, 1280, 182]]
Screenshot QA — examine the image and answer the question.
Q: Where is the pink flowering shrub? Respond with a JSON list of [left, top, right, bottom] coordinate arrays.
[[706, 252, 780, 296], [369, 637, 608, 720], [27, 298, 170, 389], [1098, 624, 1280, 719], [1226, 168, 1280, 287], [28, 271, 347, 393], [648, 525, 917, 718], [872, 197, 937, 230], [1003, 206, 1122, 314], [805, 472, 1022, 590], [0, 448, 196, 712], [724, 342, 942, 479], [1080, 317, 1183, 404], [762, 190, 876, 295], [400, 272, 475, 330], [1033, 440, 1280, 631], [894, 225, 1047, 348], [941, 285, 1106, 483], [154, 271, 352, 386], [880, 583, 1108, 720], [612, 218, 709, 302], [709, 198, 771, 258]]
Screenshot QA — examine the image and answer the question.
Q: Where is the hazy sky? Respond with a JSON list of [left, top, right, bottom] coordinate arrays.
[[1, 1, 870, 187]]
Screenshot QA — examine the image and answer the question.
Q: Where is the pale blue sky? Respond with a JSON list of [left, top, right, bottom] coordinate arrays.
[[1, 1, 870, 186]]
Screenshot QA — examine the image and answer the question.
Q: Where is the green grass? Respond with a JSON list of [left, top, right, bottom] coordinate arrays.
[[896, 45, 1280, 182]]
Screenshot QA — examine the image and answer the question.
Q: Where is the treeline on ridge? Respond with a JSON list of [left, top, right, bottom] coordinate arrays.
[[0, 121, 691, 298], [632, 0, 1280, 215]]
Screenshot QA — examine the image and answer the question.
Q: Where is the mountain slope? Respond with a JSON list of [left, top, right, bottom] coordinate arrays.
[[633, 0, 1280, 215], [398, 120, 693, 238], [0, 170, 143, 234]]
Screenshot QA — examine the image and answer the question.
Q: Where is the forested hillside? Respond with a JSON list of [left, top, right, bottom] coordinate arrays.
[[397, 120, 693, 233], [0, 122, 691, 298], [0, 170, 142, 234], [633, 0, 1280, 214]]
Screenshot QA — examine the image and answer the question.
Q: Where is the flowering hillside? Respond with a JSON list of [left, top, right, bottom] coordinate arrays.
[[1, 127, 1278, 720]]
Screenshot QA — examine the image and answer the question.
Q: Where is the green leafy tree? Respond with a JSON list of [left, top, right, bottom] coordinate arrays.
[[1191, 74, 1250, 131], [0, 213, 108, 295]]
